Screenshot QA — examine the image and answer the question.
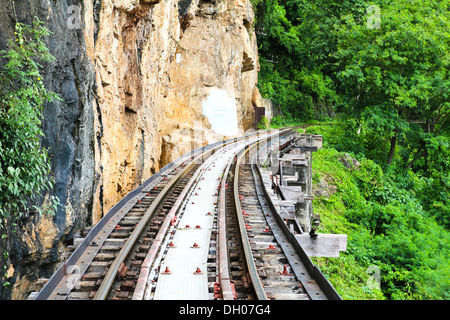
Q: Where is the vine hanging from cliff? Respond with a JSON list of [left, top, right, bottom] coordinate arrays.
[[0, 16, 61, 288]]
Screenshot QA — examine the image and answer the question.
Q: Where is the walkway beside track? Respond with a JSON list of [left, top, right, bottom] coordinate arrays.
[[152, 142, 243, 300]]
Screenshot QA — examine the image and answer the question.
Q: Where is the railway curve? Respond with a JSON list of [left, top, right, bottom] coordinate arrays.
[[31, 129, 341, 301]]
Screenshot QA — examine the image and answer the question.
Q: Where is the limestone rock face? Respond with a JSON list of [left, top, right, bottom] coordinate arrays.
[[0, 0, 259, 299], [92, 0, 258, 221], [93, 0, 181, 222], [161, 0, 258, 164]]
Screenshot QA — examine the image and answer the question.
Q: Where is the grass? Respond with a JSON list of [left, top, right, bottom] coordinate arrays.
[[298, 124, 450, 300], [308, 145, 385, 299]]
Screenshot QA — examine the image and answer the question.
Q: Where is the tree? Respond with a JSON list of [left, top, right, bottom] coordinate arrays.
[[252, 0, 372, 120], [334, 0, 450, 166]]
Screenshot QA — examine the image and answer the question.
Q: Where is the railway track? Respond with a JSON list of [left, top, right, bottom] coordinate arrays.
[[235, 155, 308, 299], [33, 129, 340, 300], [230, 139, 329, 299]]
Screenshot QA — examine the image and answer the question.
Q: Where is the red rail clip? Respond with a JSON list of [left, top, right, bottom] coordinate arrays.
[[194, 267, 203, 275], [280, 265, 291, 276]]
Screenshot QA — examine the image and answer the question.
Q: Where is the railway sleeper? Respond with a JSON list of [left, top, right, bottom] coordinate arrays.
[[263, 280, 306, 292], [119, 219, 141, 226], [82, 271, 106, 280], [130, 259, 143, 267], [129, 208, 147, 214], [110, 231, 131, 238], [77, 280, 97, 290], [134, 252, 147, 260], [138, 244, 150, 252], [134, 204, 151, 209], [148, 225, 159, 233], [94, 252, 117, 261], [104, 238, 127, 247], [67, 291, 91, 300], [266, 291, 309, 300], [88, 261, 112, 273], [252, 235, 275, 243], [100, 245, 123, 252], [230, 271, 243, 280], [113, 290, 130, 300], [229, 252, 240, 261]]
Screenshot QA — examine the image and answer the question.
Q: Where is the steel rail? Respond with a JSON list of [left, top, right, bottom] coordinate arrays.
[[217, 152, 235, 300], [232, 129, 337, 301], [132, 143, 222, 300], [231, 130, 292, 299], [35, 130, 284, 300], [251, 136, 342, 300], [35, 135, 233, 300], [252, 163, 342, 300], [93, 142, 232, 300], [93, 133, 272, 300], [218, 130, 290, 300], [93, 162, 194, 299], [233, 137, 274, 300]]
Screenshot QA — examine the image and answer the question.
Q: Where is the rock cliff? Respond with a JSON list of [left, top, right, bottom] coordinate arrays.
[[0, 0, 260, 299]]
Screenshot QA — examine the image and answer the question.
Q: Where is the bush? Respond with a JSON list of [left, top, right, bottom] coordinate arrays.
[[0, 17, 61, 288], [306, 124, 450, 300]]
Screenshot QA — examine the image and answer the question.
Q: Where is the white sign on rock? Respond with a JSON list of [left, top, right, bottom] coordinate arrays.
[[202, 89, 239, 136]]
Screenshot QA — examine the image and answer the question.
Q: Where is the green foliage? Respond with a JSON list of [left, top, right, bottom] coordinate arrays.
[[258, 58, 315, 120], [306, 124, 450, 300], [0, 17, 60, 222], [253, 0, 450, 169], [253, 0, 343, 120], [257, 115, 270, 130], [334, 0, 450, 165], [0, 17, 61, 287], [268, 115, 304, 128], [252, 0, 450, 300]]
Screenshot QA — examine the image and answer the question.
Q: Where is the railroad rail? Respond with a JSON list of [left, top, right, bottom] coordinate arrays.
[[31, 128, 341, 300], [230, 138, 340, 300]]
